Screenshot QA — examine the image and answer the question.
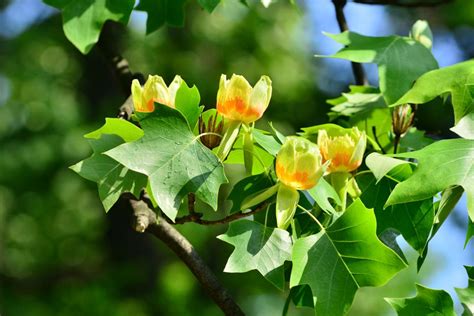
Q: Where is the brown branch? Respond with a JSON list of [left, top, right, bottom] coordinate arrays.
[[129, 199, 245, 316], [332, 0, 368, 86], [353, 0, 453, 7], [173, 202, 270, 225]]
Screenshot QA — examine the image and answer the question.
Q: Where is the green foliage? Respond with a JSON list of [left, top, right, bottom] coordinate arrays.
[[45, 0, 135, 54], [386, 284, 456, 316], [392, 60, 474, 127], [106, 104, 227, 221], [290, 199, 406, 316], [322, 29, 438, 104], [306, 177, 341, 214], [383, 139, 473, 221], [217, 219, 292, 290], [136, 0, 186, 34], [456, 266, 474, 316], [70, 119, 147, 211]]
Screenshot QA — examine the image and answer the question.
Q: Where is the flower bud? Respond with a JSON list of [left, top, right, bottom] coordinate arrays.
[[216, 74, 272, 124], [131, 75, 183, 113], [318, 127, 366, 173], [276, 136, 324, 190], [392, 104, 416, 137]]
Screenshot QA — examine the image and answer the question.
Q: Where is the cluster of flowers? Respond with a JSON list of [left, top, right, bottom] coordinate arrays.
[[131, 74, 367, 228]]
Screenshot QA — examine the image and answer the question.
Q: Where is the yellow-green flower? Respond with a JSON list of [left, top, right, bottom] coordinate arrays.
[[216, 74, 272, 124], [276, 136, 324, 190], [317, 127, 366, 173], [131, 75, 182, 113]]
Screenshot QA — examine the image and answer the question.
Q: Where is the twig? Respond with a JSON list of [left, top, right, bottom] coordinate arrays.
[[173, 202, 270, 225], [372, 126, 387, 154], [129, 199, 245, 316], [393, 134, 401, 154], [353, 0, 453, 7], [332, 0, 368, 86]]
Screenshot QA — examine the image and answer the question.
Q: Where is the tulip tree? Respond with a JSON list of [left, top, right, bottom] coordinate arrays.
[[43, 0, 474, 314]]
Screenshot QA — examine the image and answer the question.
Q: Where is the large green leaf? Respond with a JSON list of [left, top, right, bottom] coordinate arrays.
[[358, 174, 434, 255], [456, 266, 474, 316], [323, 31, 438, 104], [46, 0, 135, 54], [392, 60, 474, 125], [70, 118, 147, 212], [290, 199, 406, 316], [217, 220, 292, 290], [386, 284, 456, 316], [105, 104, 227, 221], [385, 139, 474, 221], [174, 81, 202, 130], [136, 0, 186, 34]]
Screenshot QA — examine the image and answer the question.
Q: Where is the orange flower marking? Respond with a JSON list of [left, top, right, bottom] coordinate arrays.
[[216, 74, 272, 124], [276, 136, 324, 191], [317, 128, 366, 173], [131, 75, 182, 113]]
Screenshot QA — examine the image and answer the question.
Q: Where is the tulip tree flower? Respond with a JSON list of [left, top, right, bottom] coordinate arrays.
[[318, 127, 367, 212], [215, 74, 272, 169], [275, 136, 325, 229], [131, 75, 183, 113]]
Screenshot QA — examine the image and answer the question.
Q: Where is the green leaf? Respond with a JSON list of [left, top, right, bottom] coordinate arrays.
[[290, 199, 406, 316], [451, 112, 474, 140], [136, 0, 186, 34], [305, 177, 341, 214], [386, 284, 456, 316], [366, 153, 411, 182], [289, 285, 314, 308], [456, 266, 474, 316], [399, 128, 435, 151], [70, 118, 147, 212], [105, 104, 227, 221], [56, 0, 135, 54], [252, 128, 282, 156], [175, 81, 201, 130], [466, 219, 474, 248], [217, 220, 292, 290], [358, 174, 434, 255], [392, 60, 474, 124], [227, 173, 274, 213], [327, 87, 386, 120], [323, 31, 438, 104], [385, 139, 474, 221], [196, 0, 221, 12]]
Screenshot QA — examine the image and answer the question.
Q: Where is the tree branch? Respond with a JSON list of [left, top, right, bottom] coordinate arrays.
[[129, 199, 245, 316], [332, 0, 368, 86], [172, 202, 270, 225], [353, 0, 453, 7]]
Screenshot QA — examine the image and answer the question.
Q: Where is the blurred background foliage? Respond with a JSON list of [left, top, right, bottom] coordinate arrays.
[[0, 0, 473, 315]]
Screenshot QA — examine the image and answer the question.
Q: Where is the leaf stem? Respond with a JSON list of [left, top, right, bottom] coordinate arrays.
[[297, 205, 325, 231]]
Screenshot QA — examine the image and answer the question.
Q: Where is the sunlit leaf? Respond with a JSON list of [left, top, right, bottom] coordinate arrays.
[[386, 284, 456, 316], [105, 104, 227, 221], [70, 118, 146, 212], [290, 199, 406, 316], [456, 266, 474, 316], [136, 0, 186, 34], [217, 220, 292, 290], [392, 60, 474, 124], [322, 31, 438, 104]]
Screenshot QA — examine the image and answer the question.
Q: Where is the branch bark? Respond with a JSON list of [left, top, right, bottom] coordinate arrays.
[[332, 0, 368, 86], [129, 199, 245, 316]]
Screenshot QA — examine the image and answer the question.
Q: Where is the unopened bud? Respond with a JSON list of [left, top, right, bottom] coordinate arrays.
[[392, 104, 416, 137]]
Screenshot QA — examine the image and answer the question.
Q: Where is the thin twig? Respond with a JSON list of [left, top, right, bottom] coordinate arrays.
[[353, 0, 453, 7], [129, 199, 245, 316], [372, 126, 386, 154], [332, 0, 368, 86], [173, 202, 270, 225]]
